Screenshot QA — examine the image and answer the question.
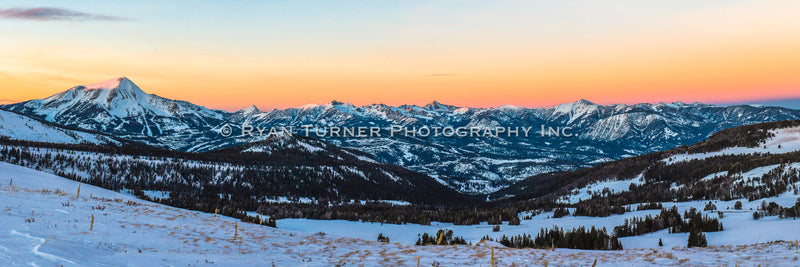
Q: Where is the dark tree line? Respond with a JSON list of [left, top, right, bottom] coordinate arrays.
[[613, 207, 723, 238], [481, 226, 622, 250], [552, 207, 570, 218], [637, 202, 663, 210], [754, 199, 800, 219], [572, 199, 630, 217]]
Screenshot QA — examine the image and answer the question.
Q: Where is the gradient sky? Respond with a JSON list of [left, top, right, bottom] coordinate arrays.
[[2, 0, 800, 111]]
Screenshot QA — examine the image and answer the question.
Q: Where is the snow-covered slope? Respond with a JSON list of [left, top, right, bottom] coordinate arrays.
[[0, 109, 117, 145], [1, 162, 798, 266], [665, 125, 800, 164]]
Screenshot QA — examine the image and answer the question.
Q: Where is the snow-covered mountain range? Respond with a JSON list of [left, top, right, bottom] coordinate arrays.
[[4, 77, 800, 194], [2, 120, 800, 265]]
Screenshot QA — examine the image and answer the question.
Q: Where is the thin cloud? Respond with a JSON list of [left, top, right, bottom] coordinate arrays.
[[428, 74, 455, 77], [0, 99, 17, 104], [0, 7, 129, 21]]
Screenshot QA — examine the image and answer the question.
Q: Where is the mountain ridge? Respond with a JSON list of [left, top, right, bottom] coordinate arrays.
[[5, 77, 800, 194]]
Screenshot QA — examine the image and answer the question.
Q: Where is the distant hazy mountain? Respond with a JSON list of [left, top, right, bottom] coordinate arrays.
[[5, 77, 800, 194], [726, 97, 800, 110]]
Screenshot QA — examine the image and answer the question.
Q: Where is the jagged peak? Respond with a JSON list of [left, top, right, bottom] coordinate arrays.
[[497, 104, 524, 110], [426, 100, 442, 106], [690, 101, 712, 107], [238, 104, 261, 114], [75, 77, 146, 97], [553, 99, 598, 110], [299, 103, 325, 109], [656, 101, 713, 108], [296, 101, 353, 110], [84, 77, 127, 90], [423, 100, 458, 110]]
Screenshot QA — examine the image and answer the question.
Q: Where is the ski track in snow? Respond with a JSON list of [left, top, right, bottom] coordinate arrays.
[[10, 230, 76, 265]]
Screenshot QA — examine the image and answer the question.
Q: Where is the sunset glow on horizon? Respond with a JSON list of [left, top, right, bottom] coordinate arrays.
[[2, 0, 800, 111]]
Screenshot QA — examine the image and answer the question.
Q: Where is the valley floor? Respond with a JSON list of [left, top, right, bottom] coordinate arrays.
[[278, 193, 800, 249], [1, 162, 798, 266]]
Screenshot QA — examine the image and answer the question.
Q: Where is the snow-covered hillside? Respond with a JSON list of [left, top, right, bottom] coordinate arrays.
[[1, 162, 798, 266], [0, 163, 800, 266], [666, 125, 800, 164], [0, 109, 117, 145]]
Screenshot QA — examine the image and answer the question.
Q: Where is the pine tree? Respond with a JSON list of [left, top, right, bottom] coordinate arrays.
[[698, 232, 707, 247], [687, 229, 707, 248]]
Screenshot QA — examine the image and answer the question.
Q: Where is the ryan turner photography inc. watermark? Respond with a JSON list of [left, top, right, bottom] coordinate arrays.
[[219, 124, 576, 138]]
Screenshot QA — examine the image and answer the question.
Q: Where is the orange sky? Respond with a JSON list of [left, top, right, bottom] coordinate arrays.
[[2, 1, 800, 111]]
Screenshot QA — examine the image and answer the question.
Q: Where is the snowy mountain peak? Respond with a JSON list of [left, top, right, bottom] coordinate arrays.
[[423, 100, 457, 111], [553, 99, 598, 110], [424, 100, 441, 109], [44, 77, 157, 117], [82, 77, 147, 100], [497, 104, 525, 110], [299, 103, 330, 110], [84, 77, 128, 90], [551, 99, 600, 123], [238, 105, 261, 114]]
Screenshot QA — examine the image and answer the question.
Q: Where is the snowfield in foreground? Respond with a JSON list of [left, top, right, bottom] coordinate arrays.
[[1, 162, 799, 266]]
